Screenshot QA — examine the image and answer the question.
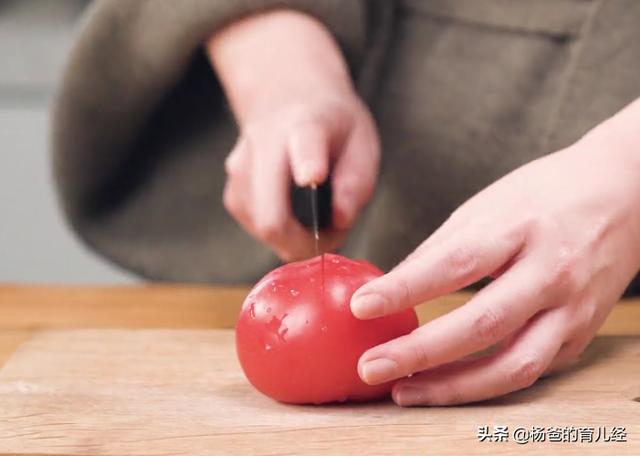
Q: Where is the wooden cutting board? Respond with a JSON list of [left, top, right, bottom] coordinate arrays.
[[0, 329, 638, 455]]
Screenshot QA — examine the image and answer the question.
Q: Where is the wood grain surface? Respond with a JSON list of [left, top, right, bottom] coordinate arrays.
[[0, 329, 639, 455], [0, 285, 639, 455], [2, 284, 639, 334]]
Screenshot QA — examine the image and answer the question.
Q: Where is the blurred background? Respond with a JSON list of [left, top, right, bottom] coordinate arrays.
[[0, 0, 136, 284]]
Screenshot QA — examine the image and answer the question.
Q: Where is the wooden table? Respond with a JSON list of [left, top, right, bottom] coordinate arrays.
[[1, 285, 639, 455]]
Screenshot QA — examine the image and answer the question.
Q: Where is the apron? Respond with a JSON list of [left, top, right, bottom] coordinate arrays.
[[54, 0, 640, 294]]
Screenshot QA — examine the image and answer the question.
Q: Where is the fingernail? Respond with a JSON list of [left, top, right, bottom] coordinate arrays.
[[360, 358, 398, 384], [393, 386, 428, 407], [351, 293, 388, 319], [295, 163, 315, 186]]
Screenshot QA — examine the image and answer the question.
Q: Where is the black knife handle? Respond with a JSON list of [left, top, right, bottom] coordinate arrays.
[[291, 179, 332, 230]]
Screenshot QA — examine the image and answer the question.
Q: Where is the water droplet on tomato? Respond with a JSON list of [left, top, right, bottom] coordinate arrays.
[[321, 325, 327, 332], [266, 313, 290, 342], [278, 325, 288, 341], [266, 307, 272, 313], [265, 344, 272, 351], [289, 289, 300, 296], [331, 257, 340, 264], [249, 303, 256, 319]]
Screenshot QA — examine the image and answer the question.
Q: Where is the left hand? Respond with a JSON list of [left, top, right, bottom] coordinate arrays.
[[350, 107, 640, 406]]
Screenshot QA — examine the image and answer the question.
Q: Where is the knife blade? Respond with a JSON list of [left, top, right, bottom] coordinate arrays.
[[309, 182, 325, 303], [310, 182, 320, 256]]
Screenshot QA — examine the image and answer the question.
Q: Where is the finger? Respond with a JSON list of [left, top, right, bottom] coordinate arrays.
[[224, 180, 295, 261], [331, 119, 380, 230], [223, 138, 253, 228], [225, 137, 247, 176], [543, 336, 591, 375], [269, 219, 319, 262], [351, 227, 525, 319], [392, 309, 565, 406], [392, 196, 506, 273], [288, 122, 331, 186], [224, 162, 269, 245], [357, 258, 554, 385], [248, 139, 321, 261], [543, 298, 605, 376], [250, 137, 289, 235], [223, 181, 252, 230]]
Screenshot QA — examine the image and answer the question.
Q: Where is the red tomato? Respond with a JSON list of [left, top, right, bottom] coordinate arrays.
[[235, 253, 418, 404]]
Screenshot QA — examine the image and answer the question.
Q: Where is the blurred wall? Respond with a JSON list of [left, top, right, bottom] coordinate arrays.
[[0, 0, 136, 283]]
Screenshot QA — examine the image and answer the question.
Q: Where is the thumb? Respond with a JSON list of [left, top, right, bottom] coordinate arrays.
[[288, 122, 331, 187]]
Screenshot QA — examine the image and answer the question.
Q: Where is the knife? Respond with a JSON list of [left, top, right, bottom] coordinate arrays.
[[291, 179, 332, 255], [310, 182, 320, 255]]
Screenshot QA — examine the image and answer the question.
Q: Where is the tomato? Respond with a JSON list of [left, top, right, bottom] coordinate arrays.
[[235, 253, 418, 404]]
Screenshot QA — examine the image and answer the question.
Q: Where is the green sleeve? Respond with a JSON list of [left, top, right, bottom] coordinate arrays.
[[52, 0, 394, 282]]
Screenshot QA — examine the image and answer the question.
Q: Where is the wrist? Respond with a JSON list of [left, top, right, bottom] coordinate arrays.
[[574, 97, 640, 237], [207, 9, 354, 126], [578, 97, 640, 173]]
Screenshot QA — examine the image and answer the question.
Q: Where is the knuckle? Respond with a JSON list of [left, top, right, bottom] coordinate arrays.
[[395, 275, 416, 308], [570, 338, 591, 359], [473, 307, 507, 345], [538, 249, 581, 297], [225, 139, 248, 174], [435, 383, 465, 406], [510, 355, 545, 388], [553, 249, 581, 291], [564, 300, 595, 336], [520, 211, 541, 233], [224, 158, 236, 176], [406, 381, 466, 406], [224, 153, 241, 176], [222, 187, 239, 215], [241, 124, 260, 139], [536, 270, 556, 295], [408, 339, 431, 371], [293, 112, 327, 134], [445, 245, 478, 278], [522, 210, 555, 235]]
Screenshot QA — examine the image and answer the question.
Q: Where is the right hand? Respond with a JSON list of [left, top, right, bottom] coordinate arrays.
[[224, 93, 379, 261], [208, 10, 380, 261]]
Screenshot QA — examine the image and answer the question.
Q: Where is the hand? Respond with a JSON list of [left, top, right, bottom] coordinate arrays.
[[207, 10, 379, 261], [222, 92, 378, 262], [350, 101, 640, 406]]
